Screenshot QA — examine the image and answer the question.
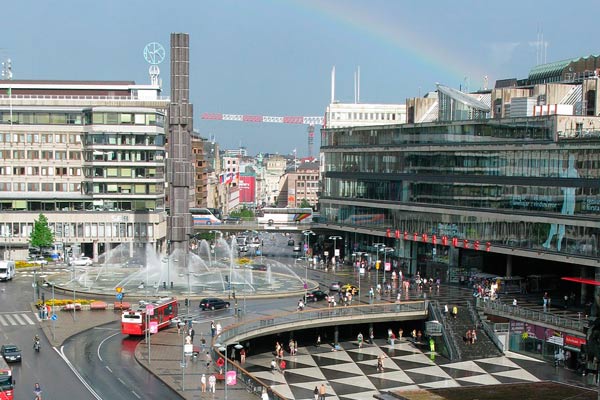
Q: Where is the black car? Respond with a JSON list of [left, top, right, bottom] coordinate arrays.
[[304, 290, 328, 302], [249, 264, 268, 271], [199, 298, 231, 311], [1, 344, 21, 363]]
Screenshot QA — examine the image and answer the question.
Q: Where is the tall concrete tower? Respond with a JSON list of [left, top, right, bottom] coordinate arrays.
[[167, 33, 194, 266]]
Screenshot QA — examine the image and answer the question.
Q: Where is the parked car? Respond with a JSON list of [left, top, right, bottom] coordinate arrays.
[[71, 256, 93, 266], [0, 344, 21, 363], [341, 283, 359, 295], [329, 281, 342, 291], [304, 290, 328, 302], [199, 298, 231, 311], [28, 256, 48, 266], [223, 216, 241, 224], [287, 239, 295, 246]]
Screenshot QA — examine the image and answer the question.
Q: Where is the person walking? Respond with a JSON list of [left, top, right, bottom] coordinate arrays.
[[313, 386, 319, 400], [316, 334, 321, 347], [319, 383, 327, 400], [210, 320, 216, 337], [262, 387, 270, 400], [240, 347, 246, 364], [208, 374, 216, 393], [200, 374, 206, 392], [34, 383, 42, 400], [357, 332, 363, 348], [452, 305, 458, 319], [188, 326, 195, 343]]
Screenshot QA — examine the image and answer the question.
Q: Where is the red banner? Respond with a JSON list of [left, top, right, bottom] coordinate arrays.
[[238, 175, 256, 203], [564, 335, 586, 348]]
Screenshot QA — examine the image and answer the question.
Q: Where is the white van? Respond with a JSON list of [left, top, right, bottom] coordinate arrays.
[[0, 260, 15, 281]]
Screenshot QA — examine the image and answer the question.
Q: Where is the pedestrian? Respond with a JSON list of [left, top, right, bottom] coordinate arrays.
[[357, 332, 363, 348], [377, 353, 385, 372], [210, 320, 216, 337], [185, 333, 192, 344], [208, 374, 216, 393], [452, 305, 458, 318], [316, 335, 321, 347], [279, 358, 286, 374], [398, 328, 403, 340], [262, 387, 270, 400], [189, 326, 195, 343], [513, 298, 518, 306], [313, 386, 319, 400], [240, 347, 246, 364], [471, 329, 477, 344], [429, 337, 435, 352], [271, 359, 277, 372], [216, 322, 222, 335], [200, 374, 206, 392], [319, 383, 326, 400], [465, 329, 472, 344], [443, 304, 449, 315]]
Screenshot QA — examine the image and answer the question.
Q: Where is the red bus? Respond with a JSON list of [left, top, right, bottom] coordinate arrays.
[[0, 358, 14, 400], [121, 297, 179, 336]]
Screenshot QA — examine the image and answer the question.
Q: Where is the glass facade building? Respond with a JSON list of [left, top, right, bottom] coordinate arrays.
[[319, 114, 600, 278]]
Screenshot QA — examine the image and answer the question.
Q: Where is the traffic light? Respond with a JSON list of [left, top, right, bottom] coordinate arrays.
[[184, 298, 189, 307]]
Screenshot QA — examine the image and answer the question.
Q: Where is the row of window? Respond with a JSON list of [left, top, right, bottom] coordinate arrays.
[[324, 149, 600, 179], [84, 133, 164, 146], [0, 111, 164, 127], [0, 167, 81, 176], [85, 183, 164, 195], [330, 112, 399, 121], [0, 182, 81, 192], [0, 199, 164, 212], [0, 150, 82, 160], [0, 132, 82, 144], [0, 221, 156, 239]]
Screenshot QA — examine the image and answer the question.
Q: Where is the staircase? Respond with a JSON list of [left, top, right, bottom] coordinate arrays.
[[441, 300, 503, 361]]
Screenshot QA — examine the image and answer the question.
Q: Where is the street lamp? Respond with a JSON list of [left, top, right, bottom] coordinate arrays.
[[373, 243, 385, 288], [383, 247, 395, 285], [329, 235, 342, 270], [302, 230, 316, 301], [209, 230, 220, 263], [218, 345, 229, 400]]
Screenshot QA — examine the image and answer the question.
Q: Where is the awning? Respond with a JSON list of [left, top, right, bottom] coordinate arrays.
[[561, 277, 600, 286], [564, 345, 581, 352]]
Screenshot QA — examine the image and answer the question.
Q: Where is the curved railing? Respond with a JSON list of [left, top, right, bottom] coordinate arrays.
[[213, 301, 428, 399]]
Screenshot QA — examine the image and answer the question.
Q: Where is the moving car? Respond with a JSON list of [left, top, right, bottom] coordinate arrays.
[[199, 298, 231, 311], [341, 284, 359, 295], [329, 281, 342, 291], [248, 264, 267, 271], [304, 290, 328, 302], [0, 344, 21, 363], [71, 256, 93, 266]]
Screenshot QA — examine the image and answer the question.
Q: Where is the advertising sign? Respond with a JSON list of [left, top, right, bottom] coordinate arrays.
[[565, 335, 586, 348], [239, 175, 256, 203], [146, 304, 155, 316], [226, 370, 237, 385]]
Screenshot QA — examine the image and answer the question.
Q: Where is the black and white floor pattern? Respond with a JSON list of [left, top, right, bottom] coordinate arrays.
[[244, 339, 543, 399]]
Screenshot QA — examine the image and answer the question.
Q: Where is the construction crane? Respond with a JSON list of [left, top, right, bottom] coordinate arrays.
[[201, 112, 324, 158]]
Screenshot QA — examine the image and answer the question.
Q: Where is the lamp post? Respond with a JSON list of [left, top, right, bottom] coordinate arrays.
[[302, 230, 315, 301], [49, 281, 55, 341], [209, 230, 220, 265], [329, 235, 342, 271], [218, 345, 228, 400], [166, 240, 171, 288], [373, 243, 384, 290], [383, 247, 394, 285]]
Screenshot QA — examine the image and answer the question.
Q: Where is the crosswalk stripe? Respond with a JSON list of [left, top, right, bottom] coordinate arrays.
[[4, 314, 17, 325], [22, 313, 35, 324], [11, 314, 25, 325], [0, 315, 6, 325]]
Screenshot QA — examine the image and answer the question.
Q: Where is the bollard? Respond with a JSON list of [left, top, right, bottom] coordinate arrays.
[[163, 282, 167, 290]]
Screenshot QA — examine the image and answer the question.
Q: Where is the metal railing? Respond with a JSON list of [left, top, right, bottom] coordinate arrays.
[[429, 301, 459, 361], [476, 297, 586, 332], [467, 300, 504, 353], [213, 301, 428, 400]]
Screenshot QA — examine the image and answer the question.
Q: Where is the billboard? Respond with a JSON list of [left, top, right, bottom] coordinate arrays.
[[239, 175, 256, 203]]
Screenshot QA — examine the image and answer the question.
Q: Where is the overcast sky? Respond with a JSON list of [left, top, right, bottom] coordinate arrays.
[[2, 0, 598, 156]]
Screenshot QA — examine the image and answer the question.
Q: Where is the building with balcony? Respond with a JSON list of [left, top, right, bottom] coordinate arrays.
[[0, 80, 169, 260]]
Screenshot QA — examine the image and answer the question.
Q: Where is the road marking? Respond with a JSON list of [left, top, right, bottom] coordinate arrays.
[[22, 313, 35, 324], [97, 331, 121, 362], [4, 314, 16, 325], [131, 391, 141, 399], [55, 346, 103, 400], [0, 315, 5, 325], [12, 314, 25, 325], [105, 366, 113, 373]]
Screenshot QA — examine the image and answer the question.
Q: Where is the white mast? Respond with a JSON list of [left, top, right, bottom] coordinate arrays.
[[331, 66, 336, 104]]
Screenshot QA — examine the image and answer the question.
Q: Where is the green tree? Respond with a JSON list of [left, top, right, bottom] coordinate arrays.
[[30, 213, 54, 249], [231, 207, 255, 220], [299, 198, 312, 209]]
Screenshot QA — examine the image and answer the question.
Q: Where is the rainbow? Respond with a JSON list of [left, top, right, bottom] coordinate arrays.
[[286, 0, 487, 87]]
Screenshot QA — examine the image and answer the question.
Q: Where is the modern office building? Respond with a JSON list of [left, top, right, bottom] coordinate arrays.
[[0, 80, 169, 260], [319, 60, 600, 301]]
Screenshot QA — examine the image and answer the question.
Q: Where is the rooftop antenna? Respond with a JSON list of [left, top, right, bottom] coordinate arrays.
[[143, 42, 165, 87], [357, 65, 360, 103], [483, 75, 489, 90], [330, 66, 336, 103]]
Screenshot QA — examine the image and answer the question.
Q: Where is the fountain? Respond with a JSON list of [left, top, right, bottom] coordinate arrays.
[[45, 237, 312, 299]]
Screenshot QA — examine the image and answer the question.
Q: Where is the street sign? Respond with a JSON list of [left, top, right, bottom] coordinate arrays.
[[146, 304, 155, 316], [149, 321, 158, 333], [51, 314, 57, 321], [116, 293, 124, 301], [116, 287, 123, 293]]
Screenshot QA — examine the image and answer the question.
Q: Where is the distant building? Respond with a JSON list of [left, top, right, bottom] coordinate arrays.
[[325, 103, 406, 128], [279, 161, 320, 208]]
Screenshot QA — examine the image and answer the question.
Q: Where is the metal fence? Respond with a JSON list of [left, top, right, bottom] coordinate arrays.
[[467, 300, 504, 353], [428, 301, 459, 361], [476, 297, 586, 332]]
